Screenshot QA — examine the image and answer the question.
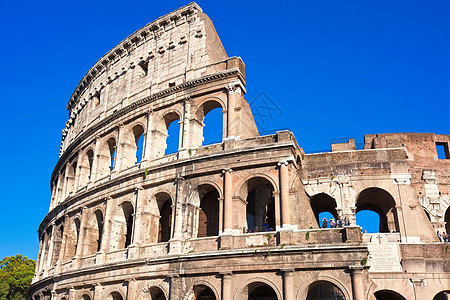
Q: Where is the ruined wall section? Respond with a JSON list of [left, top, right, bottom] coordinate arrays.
[[61, 3, 229, 156], [365, 133, 450, 233]]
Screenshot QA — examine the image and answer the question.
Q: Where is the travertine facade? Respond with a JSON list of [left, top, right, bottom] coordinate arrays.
[[30, 3, 450, 300]]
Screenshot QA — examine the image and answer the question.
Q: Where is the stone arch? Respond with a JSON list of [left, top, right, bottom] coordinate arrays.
[[63, 217, 81, 261], [50, 223, 64, 265], [309, 193, 338, 227], [122, 123, 146, 168], [65, 158, 78, 196], [183, 280, 220, 300], [83, 208, 104, 256], [153, 110, 181, 158], [297, 274, 351, 300], [40, 225, 53, 270], [235, 173, 279, 198], [110, 200, 134, 250], [355, 187, 399, 233], [97, 136, 117, 178], [80, 294, 92, 300], [196, 184, 221, 237], [153, 191, 173, 243], [148, 285, 168, 300], [105, 291, 124, 300], [374, 290, 406, 300], [192, 97, 226, 147], [433, 290, 450, 300], [236, 175, 278, 233], [235, 277, 282, 300], [305, 281, 347, 300], [79, 147, 95, 187]]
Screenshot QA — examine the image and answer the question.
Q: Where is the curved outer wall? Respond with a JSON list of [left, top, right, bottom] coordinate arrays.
[[31, 3, 450, 300]]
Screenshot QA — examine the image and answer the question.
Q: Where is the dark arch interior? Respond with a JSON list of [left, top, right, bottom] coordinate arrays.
[[194, 285, 216, 300], [374, 290, 406, 300], [356, 188, 398, 233], [109, 292, 123, 300], [310, 193, 338, 227], [433, 291, 450, 300], [121, 202, 134, 248], [198, 188, 220, 237], [307, 281, 346, 300], [248, 282, 277, 300], [246, 178, 275, 232], [150, 287, 166, 300], [445, 207, 450, 236], [156, 193, 172, 243]]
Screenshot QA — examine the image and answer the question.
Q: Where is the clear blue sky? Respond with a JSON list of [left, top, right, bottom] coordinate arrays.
[[0, 1, 449, 260]]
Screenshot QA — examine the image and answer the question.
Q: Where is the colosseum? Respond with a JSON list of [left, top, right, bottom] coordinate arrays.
[[30, 3, 450, 300]]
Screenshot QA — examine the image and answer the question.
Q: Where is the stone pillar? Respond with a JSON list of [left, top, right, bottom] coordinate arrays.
[[281, 268, 295, 300], [349, 266, 365, 300], [73, 151, 83, 192], [142, 110, 153, 162], [53, 173, 63, 206], [226, 85, 240, 138], [126, 279, 138, 299], [98, 198, 113, 263], [35, 237, 44, 275], [50, 290, 57, 300], [222, 169, 233, 234], [221, 271, 233, 300], [168, 274, 181, 300], [45, 224, 56, 270], [115, 123, 125, 172], [128, 188, 143, 259], [74, 207, 87, 268], [93, 283, 102, 300], [218, 197, 224, 233], [278, 161, 291, 228], [68, 287, 76, 300], [273, 191, 281, 231], [61, 163, 71, 202], [172, 178, 184, 240], [90, 136, 101, 182], [180, 96, 191, 150]]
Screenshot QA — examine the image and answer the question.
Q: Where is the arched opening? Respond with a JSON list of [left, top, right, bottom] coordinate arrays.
[[198, 186, 220, 238], [156, 193, 172, 243], [194, 285, 216, 300], [244, 178, 275, 233], [356, 188, 399, 233], [150, 287, 166, 300], [445, 207, 450, 237], [81, 295, 91, 300], [134, 125, 145, 164], [51, 225, 64, 265], [247, 282, 278, 300], [165, 118, 180, 155], [66, 160, 77, 196], [306, 281, 346, 300], [79, 149, 94, 186], [84, 210, 104, 256], [193, 100, 224, 148], [310, 193, 338, 228], [374, 290, 406, 300], [116, 202, 134, 249], [356, 210, 380, 233], [105, 292, 123, 300], [97, 137, 117, 178], [433, 291, 450, 300]]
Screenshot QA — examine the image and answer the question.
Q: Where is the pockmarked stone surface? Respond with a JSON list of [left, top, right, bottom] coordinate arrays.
[[30, 3, 450, 300]]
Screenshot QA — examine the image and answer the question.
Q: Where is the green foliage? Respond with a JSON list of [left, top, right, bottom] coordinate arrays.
[[305, 231, 310, 240], [361, 256, 368, 266], [0, 255, 36, 300], [144, 168, 149, 179]]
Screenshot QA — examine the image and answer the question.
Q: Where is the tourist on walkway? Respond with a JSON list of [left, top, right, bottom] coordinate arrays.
[[336, 217, 342, 228], [322, 218, 328, 228], [344, 217, 350, 226], [330, 218, 335, 228], [437, 231, 444, 242], [443, 232, 449, 242]]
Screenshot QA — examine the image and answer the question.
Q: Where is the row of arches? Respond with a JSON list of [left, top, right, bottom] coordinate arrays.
[[310, 188, 400, 233], [38, 176, 280, 271], [52, 100, 225, 208]]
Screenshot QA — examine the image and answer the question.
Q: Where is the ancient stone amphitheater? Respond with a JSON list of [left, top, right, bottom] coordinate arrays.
[[30, 3, 450, 300]]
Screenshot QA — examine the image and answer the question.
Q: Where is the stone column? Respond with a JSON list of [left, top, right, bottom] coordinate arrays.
[[35, 238, 44, 276], [222, 169, 233, 234], [53, 173, 63, 207], [90, 136, 101, 182], [281, 268, 295, 300], [98, 198, 113, 263], [221, 271, 233, 300], [74, 207, 87, 268], [168, 274, 181, 300], [349, 265, 364, 300], [50, 290, 57, 300], [128, 188, 143, 259], [142, 110, 153, 162], [115, 123, 125, 172], [180, 96, 191, 150], [273, 191, 281, 231], [278, 161, 291, 228], [226, 85, 240, 138], [73, 151, 83, 192], [61, 163, 71, 202], [218, 197, 224, 233], [68, 287, 76, 300], [45, 224, 56, 270], [126, 279, 138, 300], [93, 283, 102, 300]]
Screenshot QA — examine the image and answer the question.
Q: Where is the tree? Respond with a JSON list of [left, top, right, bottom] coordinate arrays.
[[0, 255, 36, 300]]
